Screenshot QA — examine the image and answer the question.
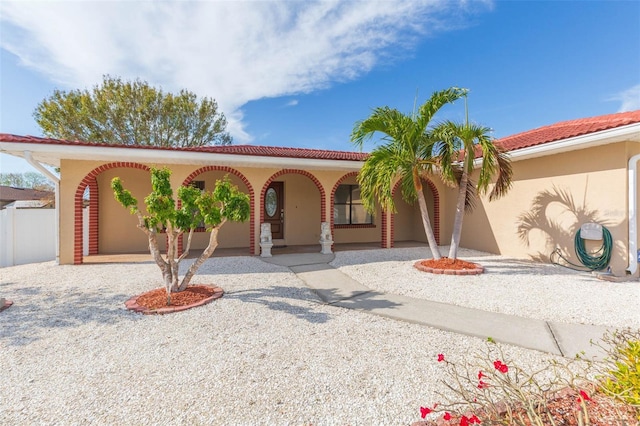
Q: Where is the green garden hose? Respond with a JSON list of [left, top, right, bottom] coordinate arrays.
[[550, 225, 613, 271]]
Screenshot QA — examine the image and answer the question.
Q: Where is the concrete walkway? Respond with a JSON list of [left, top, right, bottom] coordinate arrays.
[[261, 253, 613, 360]]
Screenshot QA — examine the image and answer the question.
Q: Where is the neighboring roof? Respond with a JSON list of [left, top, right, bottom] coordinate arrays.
[[4, 200, 52, 209], [496, 110, 640, 152], [0, 185, 53, 202], [0, 134, 368, 162]]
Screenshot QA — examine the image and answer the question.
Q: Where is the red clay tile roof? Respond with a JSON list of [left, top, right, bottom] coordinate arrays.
[[495, 110, 640, 152], [2, 110, 639, 161], [0, 134, 368, 161]]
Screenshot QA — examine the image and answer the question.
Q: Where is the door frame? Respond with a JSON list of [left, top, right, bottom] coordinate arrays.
[[264, 181, 284, 240]]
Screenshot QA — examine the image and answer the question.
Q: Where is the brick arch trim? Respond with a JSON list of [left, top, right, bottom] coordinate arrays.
[[261, 169, 327, 228], [390, 177, 440, 248], [74, 162, 151, 264], [182, 166, 255, 255]]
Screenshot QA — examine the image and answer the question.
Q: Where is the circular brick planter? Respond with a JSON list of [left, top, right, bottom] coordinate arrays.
[[125, 285, 224, 315], [413, 260, 484, 275]]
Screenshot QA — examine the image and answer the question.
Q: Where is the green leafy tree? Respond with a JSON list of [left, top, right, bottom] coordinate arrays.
[[35, 75, 232, 147], [0, 172, 54, 191], [111, 168, 250, 304], [350, 87, 468, 260], [433, 99, 512, 260]]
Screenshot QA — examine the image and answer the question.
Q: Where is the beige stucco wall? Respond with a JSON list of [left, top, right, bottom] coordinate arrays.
[[96, 168, 158, 253], [458, 142, 636, 275], [393, 178, 449, 244], [57, 139, 638, 274], [278, 173, 321, 245], [57, 159, 368, 263], [184, 170, 250, 250]]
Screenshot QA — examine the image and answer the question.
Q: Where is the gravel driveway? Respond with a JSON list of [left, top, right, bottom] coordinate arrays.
[[1, 248, 636, 425]]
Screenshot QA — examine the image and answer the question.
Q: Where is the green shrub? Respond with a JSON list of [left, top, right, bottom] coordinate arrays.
[[598, 330, 640, 409]]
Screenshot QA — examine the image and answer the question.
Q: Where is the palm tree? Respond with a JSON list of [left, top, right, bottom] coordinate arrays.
[[433, 109, 513, 260], [351, 87, 468, 260]]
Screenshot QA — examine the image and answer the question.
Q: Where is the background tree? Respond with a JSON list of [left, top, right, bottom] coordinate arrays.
[[351, 87, 468, 260], [433, 101, 512, 260], [0, 172, 55, 191], [35, 75, 232, 147], [112, 168, 250, 304]]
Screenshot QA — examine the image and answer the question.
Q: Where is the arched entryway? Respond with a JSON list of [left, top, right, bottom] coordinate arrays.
[[74, 162, 151, 264], [330, 171, 383, 247], [391, 177, 440, 248], [261, 169, 325, 248], [181, 166, 254, 255]]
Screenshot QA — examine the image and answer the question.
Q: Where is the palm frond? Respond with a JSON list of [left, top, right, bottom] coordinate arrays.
[[416, 87, 468, 131], [488, 149, 513, 201], [351, 107, 413, 150], [357, 143, 406, 214]]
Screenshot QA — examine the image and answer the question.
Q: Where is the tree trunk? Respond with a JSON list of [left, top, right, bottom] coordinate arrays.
[[178, 228, 195, 261], [135, 211, 172, 296], [179, 222, 224, 291], [448, 168, 469, 260], [413, 169, 441, 260]]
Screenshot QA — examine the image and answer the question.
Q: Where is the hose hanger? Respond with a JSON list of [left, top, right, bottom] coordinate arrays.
[[551, 223, 613, 271]]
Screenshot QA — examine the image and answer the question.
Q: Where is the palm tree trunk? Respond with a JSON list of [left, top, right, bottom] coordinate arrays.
[[449, 168, 469, 260], [413, 169, 441, 260]]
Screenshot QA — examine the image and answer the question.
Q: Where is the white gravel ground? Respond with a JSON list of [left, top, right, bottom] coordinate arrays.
[[331, 247, 640, 329], [0, 249, 636, 425]]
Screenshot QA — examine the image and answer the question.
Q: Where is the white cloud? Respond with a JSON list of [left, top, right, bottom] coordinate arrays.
[[0, 0, 486, 143], [285, 99, 299, 107], [609, 84, 640, 112]]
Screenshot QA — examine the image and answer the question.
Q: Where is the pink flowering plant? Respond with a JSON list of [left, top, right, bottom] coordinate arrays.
[[419, 338, 599, 425]]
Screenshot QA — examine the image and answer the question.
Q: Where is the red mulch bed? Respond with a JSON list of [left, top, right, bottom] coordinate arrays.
[[413, 387, 639, 425], [125, 285, 223, 315], [414, 257, 484, 275]]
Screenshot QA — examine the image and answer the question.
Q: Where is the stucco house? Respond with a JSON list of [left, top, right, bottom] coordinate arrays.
[[1, 110, 639, 276]]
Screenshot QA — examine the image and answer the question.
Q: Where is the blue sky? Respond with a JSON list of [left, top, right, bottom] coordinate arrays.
[[1, 0, 639, 174]]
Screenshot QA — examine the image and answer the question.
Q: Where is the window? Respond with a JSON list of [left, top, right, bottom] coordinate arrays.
[[191, 180, 205, 191], [334, 184, 372, 225]]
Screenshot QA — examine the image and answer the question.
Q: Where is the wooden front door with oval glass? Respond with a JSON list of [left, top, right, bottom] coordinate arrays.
[[264, 181, 284, 239]]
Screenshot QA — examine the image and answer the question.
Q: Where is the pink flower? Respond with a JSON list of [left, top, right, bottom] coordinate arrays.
[[443, 412, 452, 420], [477, 380, 489, 389], [459, 416, 469, 426], [494, 360, 509, 373], [477, 370, 485, 379], [576, 389, 593, 405], [420, 406, 432, 418], [437, 354, 445, 362], [469, 415, 481, 424]]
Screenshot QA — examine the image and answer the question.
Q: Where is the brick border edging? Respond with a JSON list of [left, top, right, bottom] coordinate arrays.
[[125, 286, 224, 315], [0, 299, 13, 312], [413, 260, 484, 276]]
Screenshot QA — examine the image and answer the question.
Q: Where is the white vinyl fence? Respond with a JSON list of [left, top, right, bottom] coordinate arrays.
[[0, 208, 58, 267]]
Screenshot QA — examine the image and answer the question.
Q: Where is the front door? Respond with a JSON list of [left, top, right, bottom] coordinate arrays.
[[264, 181, 284, 239]]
